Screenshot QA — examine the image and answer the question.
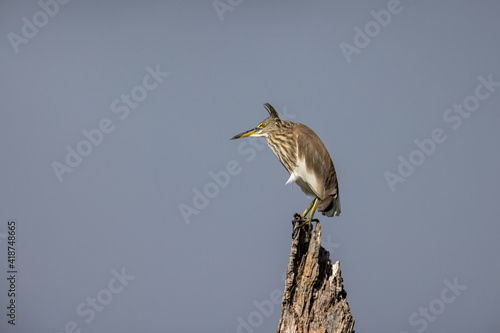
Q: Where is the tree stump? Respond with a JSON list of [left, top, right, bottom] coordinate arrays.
[[277, 214, 355, 333]]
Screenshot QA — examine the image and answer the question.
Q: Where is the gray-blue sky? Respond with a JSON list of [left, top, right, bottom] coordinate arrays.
[[1, 1, 499, 332]]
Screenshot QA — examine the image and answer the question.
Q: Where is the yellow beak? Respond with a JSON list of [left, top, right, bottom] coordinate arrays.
[[229, 127, 260, 140]]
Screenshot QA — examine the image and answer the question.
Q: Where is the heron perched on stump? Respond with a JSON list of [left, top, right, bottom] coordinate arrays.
[[230, 103, 341, 224]]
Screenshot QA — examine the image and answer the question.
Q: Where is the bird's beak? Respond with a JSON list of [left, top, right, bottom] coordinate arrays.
[[230, 127, 260, 140]]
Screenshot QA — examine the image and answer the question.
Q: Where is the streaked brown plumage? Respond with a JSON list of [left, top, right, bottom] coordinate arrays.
[[230, 103, 341, 223]]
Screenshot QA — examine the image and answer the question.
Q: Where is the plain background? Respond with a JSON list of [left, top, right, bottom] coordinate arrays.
[[1, 1, 499, 332]]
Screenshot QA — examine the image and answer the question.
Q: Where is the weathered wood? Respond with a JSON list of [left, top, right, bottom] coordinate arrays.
[[277, 215, 355, 333]]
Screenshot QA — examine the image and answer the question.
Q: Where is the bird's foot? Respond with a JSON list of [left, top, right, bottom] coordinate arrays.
[[293, 213, 318, 232], [293, 214, 312, 231], [295, 213, 313, 223], [299, 214, 310, 222], [304, 218, 320, 228]]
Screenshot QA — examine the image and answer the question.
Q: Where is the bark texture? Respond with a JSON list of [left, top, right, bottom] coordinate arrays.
[[277, 215, 355, 333]]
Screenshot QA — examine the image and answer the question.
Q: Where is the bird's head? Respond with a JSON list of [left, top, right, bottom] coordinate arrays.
[[230, 103, 281, 140]]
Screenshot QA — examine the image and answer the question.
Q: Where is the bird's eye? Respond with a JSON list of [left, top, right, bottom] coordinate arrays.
[[257, 123, 266, 129]]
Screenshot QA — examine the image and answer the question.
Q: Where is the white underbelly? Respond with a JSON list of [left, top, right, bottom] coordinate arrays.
[[285, 154, 321, 198], [295, 177, 318, 197]]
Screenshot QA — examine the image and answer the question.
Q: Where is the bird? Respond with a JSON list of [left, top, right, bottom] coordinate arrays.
[[230, 103, 341, 224]]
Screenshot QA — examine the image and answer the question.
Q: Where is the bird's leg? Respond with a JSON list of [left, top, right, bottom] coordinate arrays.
[[300, 199, 316, 220], [301, 197, 320, 224], [307, 197, 319, 224]]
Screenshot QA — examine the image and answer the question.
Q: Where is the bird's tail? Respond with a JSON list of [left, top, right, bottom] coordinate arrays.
[[319, 195, 341, 217]]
